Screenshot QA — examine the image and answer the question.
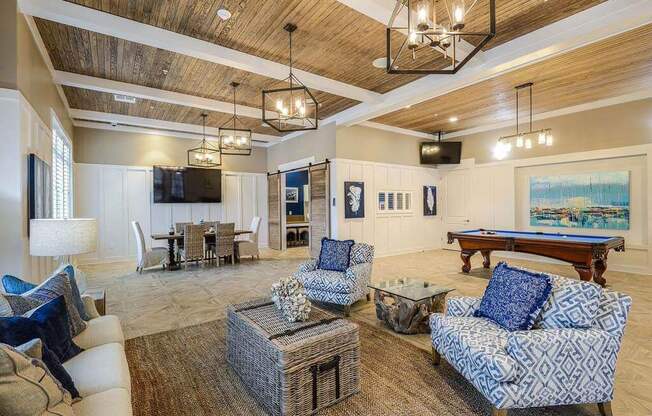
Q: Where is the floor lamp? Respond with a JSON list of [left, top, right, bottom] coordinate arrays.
[[30, 218, 98, 265]]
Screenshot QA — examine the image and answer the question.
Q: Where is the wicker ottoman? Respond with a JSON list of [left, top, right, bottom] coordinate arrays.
[[226, 298, 360, 416]]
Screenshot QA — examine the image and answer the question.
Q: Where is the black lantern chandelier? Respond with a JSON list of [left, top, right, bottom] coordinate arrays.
[[187, 113, 221, 167], [386, 0, 495, 74], [494, 82, 553, 160], [262, 23, 318, 132], [219, 82, 253, 156]]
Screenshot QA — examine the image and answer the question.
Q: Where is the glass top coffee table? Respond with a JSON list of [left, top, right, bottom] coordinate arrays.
[[368, 278, 455, 334]]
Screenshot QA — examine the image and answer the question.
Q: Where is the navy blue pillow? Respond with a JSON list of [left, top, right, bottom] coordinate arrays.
[[0, 296, 83, 362], [0, 296, 81, 398], [317, 238, 354, 272], [474, 262, 552, 331], [2, 274, 36, 294]]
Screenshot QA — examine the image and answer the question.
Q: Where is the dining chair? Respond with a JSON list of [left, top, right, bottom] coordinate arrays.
[[214, 223, 235, 266], [236, 217, 261, 260], [178, 224, 205, 269], [131, 221, 167, 273], [202, 221, 219, 260], [175, 222, 192, 261]]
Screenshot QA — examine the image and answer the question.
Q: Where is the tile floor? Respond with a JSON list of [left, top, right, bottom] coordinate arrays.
[[81, 248, 652, 416]]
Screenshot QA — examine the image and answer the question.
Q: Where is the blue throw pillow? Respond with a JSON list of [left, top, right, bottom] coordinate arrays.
[[0, 296, 83, 362], [317, 238, 354, 272], [474, 262, 553, 331], [2, 274, 36, 294], [2, 265, 90, 321], [0, 296, 81, 398]]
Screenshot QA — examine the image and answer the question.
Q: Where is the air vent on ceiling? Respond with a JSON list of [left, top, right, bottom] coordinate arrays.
[[113, 94, 136, 104]]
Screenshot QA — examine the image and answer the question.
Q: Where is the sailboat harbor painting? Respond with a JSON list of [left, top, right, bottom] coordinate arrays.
[[529, 171, 630, 230]]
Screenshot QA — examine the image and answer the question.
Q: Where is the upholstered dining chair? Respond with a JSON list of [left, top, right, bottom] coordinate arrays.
[[214, 223, 235, 266], [178, 224, 205, 269], [236, 217, 261, 260], [131, 221, 167, 273]]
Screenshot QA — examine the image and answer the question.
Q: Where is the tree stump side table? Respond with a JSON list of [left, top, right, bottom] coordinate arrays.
[[369, 279, 454, 335]]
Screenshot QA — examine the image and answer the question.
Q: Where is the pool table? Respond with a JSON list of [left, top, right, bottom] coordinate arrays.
[[447, 229, 625, 287]]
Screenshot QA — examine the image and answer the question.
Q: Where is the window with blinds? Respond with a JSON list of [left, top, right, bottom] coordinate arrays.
[[52, 129, 72, 219]]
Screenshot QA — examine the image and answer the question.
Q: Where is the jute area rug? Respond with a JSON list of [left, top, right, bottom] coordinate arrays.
[[125, 319, 598, 416]]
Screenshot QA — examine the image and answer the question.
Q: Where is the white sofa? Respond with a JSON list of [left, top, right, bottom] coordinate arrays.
[[67, 297, 132, 416]]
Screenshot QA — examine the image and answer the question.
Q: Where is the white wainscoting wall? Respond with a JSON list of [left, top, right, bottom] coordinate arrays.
[[331, 158, 442, 257], [440, 145, 652, 275], [74, 163, 268, 264]]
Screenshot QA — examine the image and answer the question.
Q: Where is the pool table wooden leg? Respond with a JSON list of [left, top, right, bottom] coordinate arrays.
[[460, 250, 475, 273], [574, 264, 593, 283], [480, 250, 491, 269], [593, 258, 607, 287]]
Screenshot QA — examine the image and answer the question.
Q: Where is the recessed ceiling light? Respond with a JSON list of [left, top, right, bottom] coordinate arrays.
[[217, 8, 231, 20], [449, 116, 459, 122], [372, 57, 386, 69], [404, 105, 412, 109]]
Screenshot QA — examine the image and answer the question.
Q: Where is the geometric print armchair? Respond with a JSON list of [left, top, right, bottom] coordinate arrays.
[[294, 243, 374, 316], [430, 270, 632, 416]]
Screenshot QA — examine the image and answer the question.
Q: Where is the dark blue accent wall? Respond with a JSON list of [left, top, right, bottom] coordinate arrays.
[[286, 170, 309, 216]]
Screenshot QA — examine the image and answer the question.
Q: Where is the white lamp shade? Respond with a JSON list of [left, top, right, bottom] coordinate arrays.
[[30, 218, 98, 257]]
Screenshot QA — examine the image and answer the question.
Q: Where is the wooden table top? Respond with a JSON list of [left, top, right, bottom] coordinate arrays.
[[151, 230, 251, 240]]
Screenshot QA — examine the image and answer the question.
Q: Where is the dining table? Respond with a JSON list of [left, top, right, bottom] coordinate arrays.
[[151, 230, 252, 270]]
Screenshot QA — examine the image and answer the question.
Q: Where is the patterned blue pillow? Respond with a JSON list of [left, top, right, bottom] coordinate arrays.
[[536, 273, 602, 329], [474, 262, 552, 331], [317, 238, 354, 272]]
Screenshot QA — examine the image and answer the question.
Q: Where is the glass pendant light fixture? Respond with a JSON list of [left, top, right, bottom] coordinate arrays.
[[495, 82, 553, 159], [219, 82, 252, 156], [187, 113, 221, 168], [262, 23, 318, 132], [387, 0, 495, 74]]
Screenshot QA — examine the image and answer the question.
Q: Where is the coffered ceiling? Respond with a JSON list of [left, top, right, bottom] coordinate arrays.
[[372, 23, 652, 134], [18, 0, 652, 142]]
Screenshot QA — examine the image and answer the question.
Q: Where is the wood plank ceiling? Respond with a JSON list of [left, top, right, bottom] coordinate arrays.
[[372, 23, 652, 134], [33, 0, 609, 134]]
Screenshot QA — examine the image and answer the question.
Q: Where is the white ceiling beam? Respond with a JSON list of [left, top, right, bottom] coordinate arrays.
[[72, 120, 272, 147], [55, 70, 265, 120], [336, 0, 480, 63], [69, 109, 281, 143], [326, 0, 652, 127], [359, 121, 437, 139], [18, 0, 382, 104]]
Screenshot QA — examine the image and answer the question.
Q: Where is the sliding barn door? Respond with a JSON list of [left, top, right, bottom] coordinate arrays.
[[309, 164, 330, 258], [267, 174, 282, 250]]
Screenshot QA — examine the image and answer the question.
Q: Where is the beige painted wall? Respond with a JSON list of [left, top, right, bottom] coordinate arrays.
[[266, 122, 337, 171], [16, 14, 74, 138], [336, 124, 431, 167], [0, 1, 18, 90], [73, 127, 268, 173], [457, 99, 652, 164]]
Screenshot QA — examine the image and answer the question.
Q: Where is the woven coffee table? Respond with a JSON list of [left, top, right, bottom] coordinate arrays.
[[369, 278, 454, 334], [226, 298, 360, 416]]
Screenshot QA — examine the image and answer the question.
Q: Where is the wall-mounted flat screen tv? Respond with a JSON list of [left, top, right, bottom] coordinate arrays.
[[420, 142, 462, 165], [153, 166, 221, 203]]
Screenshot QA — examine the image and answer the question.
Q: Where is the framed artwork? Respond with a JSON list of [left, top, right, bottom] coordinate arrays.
[[529, 171, 629, 230], [344, 181, 365, 219], [285, 187, 299, 203], [423, 186, 437, 216]]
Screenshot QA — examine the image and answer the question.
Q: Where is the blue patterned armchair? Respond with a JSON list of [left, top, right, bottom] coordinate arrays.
[[430, 272, 632, 416], [294, 243, 374, 316]]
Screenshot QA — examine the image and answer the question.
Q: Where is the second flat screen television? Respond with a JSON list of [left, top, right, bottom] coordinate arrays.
[[153, 166, 221, 203]]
